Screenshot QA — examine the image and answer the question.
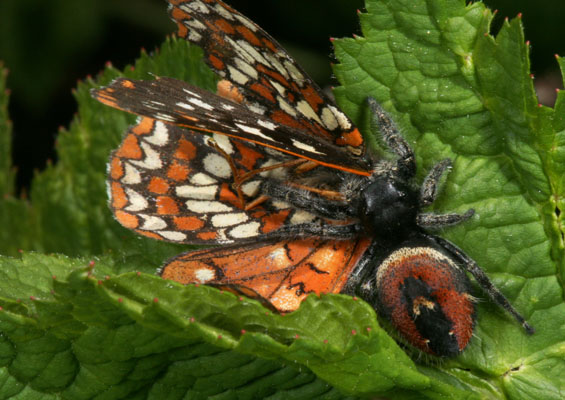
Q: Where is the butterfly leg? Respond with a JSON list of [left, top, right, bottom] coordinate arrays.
[[367, 97, 415, 179]]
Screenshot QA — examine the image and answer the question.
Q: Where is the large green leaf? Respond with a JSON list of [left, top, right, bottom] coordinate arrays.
[[0, 0, 563, 398]]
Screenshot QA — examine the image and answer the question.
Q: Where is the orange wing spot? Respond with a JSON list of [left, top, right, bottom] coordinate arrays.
[[156, 196, 180, 215], [174, 216, 205, 231], [336, 128, 364, 147], [300, 85, 324, 111], [233, 141, 264, 170], [209, 54, 225, 71], [197, 231, 217, 241], [115, 210, 139, 229], [215, 18, 235, 34], [174, 137, 197, 160], [249, 82, 275, 103], [261, 209, 291, 233], [271, 110, 305, 131], [94, 92, 119, 108], [256, 64, 290, 88], [132, 117, 155, 136], [135, 230, 162, 241], [109, 157, 124, 180], [176, 22, 188, 38], [170, 7, 191, 21], [116, 134, 143, 160], [167, 160, 190, 181], [219, 183, 241, 208], [261, 38, 278, 53], [217, 80, 244, 103], [148, 177, 170, 194], [236, 25, 261, 46], [120, 79, 135, 89], [111, 182, 128, 209]]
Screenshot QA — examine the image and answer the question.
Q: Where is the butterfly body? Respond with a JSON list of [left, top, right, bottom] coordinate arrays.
[[92, 0, 533, 357]]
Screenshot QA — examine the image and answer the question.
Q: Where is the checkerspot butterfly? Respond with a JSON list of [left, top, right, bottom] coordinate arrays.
[[92, 0, 533, 357]]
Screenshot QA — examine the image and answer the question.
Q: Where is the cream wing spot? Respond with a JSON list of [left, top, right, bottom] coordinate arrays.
[[277, 96, 298, 117], [195, 268, 216, 283], [159, 231, 187, 242], [190, 172, 218, 185], [211, 133, 234, 154], [234, 57, 259, 79], [176, 102, 195, 111], [203, 153, 231, 178], [291, 138, 324, 155], [211, 212, 249, 227], [186, 18, 207, 31], [188, 97, 214, 111], [144, 121, 169, 146], [320, 106, 339, 131], [227, 65, 250, 85], [228, 221, 261, 238], [328, 105, 352, 130], [139, 214, 167, 230], [234, 14, 258, 32], [124, 188, 148, 212], [297, 100, 323, 125], [185, 200, 234, 213], [235, 122, 275, 142], [257, 119, 277, 131], [176, 184, 218, 199], [122, 163, 141, 185], [130, 142, 162, 170], [214, 3, 234, 20], [180, 1, 209, 14]]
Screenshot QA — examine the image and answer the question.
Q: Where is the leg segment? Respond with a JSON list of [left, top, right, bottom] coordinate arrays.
[[417, 209, 475, 228], [420, 158, 452, 207], [367, 97, 415, 179], [429, 234, 535, 335]]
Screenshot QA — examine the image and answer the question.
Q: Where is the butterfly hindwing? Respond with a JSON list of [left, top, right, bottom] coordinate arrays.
[[160, 237, 373, 312], [108, 116, 330, 243]]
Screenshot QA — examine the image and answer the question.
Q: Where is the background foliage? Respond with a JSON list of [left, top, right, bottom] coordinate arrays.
[[0, 0, 564, 398]]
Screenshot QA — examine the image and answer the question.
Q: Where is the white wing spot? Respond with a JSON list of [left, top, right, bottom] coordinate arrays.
[[185, 200, 234, 213], [320, 106, 339, 131], [211, 212, 249, 227], [180, 1, 209, 14], [176, 184, 217, 200], [195, 268, 216, 283], [283, 61, 305, 85], [237, 39, 270, 66], [125, 189, 148, 212], [203, 153, 231, 178], [211, 133, 234, 154], [154, 113, 176, 122], [329, 105, 352, 130], [222, 103, 235, 111], [182, 88, 202, 98], [291, 138, 324, 155], [277, 96, 298, 117], [234, 14, 258, 32], [241, 180, 260, 197], [190, 172, 218, 185], [144, 121, 169, 146], [122, 163, 141, 185], [176, 102, 195, 111], [227, 65, 249, 85], [214, 3, 234, 20], [229, 221, 261, 238], [290, 210, 317, 225], [186, 18, 207, 31], [258, 119, 277, 131], [159, 231, 187, 242], [297, 100, 323, 125], [188, 97, 214, 111], [139, 214, 167, 230], [130, 142, 162, 170], [270, 80, 286, 96], [234, 57, 259, 79], [235, 123, 275, 141]]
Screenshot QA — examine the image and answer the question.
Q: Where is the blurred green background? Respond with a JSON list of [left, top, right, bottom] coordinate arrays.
[[0, 0, 563, 195]]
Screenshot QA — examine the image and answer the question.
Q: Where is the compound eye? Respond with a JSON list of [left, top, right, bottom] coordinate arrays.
[[375, 246, 476, 357]]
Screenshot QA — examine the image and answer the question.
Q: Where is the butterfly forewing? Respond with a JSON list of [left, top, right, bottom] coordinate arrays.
[[109, 116, 327, 243], [168, 0, 367, 159], [92, 77, 372, 175], [160, 237, 373, 312]]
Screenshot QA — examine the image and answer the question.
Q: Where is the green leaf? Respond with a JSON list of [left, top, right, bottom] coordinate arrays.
[[0, 0, 563, 398], [333, 0, 564, 397]]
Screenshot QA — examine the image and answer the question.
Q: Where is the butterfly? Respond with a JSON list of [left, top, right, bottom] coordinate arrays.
[[91, 0, 534, 357]]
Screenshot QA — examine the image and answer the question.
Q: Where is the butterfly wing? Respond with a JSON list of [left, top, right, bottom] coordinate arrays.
[[168, 0, 367, 157], [92, 76, 372, 175], [109, 116, 329, 243], [160, 236, 373, 312]]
